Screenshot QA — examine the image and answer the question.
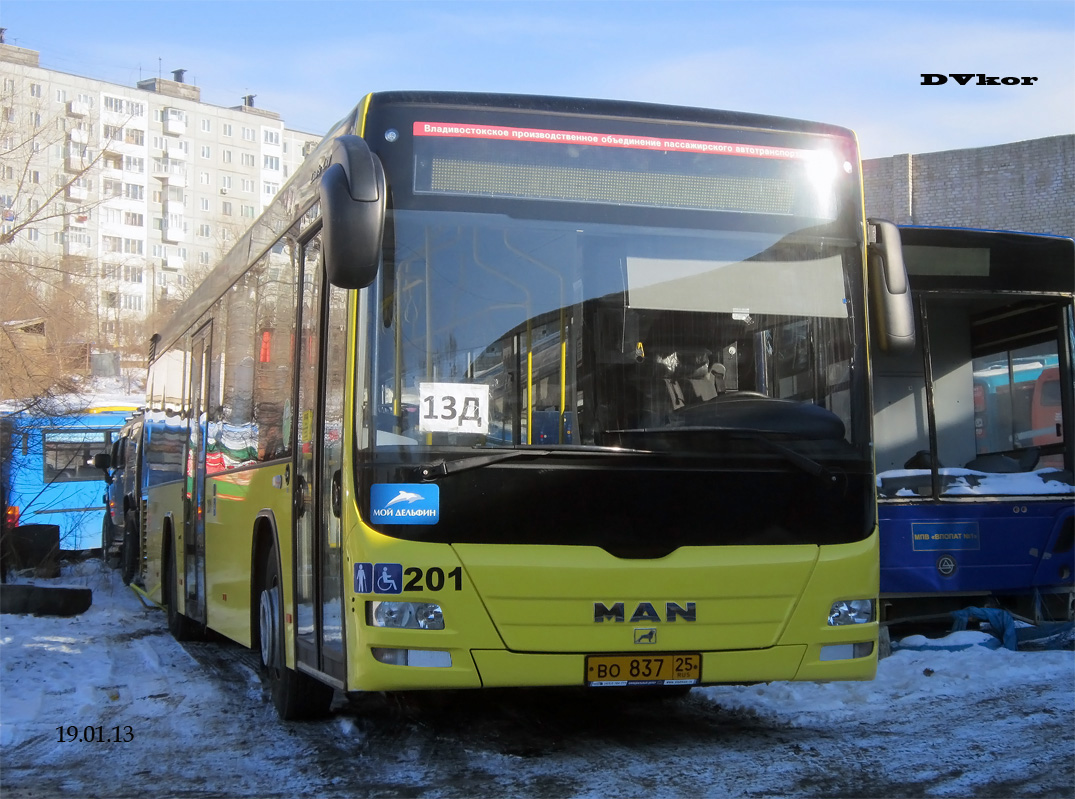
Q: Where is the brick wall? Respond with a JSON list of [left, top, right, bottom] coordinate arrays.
[[863, 135, 1074, 238]]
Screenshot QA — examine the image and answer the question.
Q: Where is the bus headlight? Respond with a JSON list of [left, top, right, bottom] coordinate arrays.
[[370, 601, 445, 630], [827, 599, 874, 626]]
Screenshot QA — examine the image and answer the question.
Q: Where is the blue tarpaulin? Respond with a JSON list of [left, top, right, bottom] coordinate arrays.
[[950, 607, 1019, 651]]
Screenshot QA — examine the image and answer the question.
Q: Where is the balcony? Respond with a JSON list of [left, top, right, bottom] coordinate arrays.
[[62, 229, 92, 256], [162, 221, 186, 244], [67, 128, 89, 145], [163, 196, 185, 215], [66, 100, 89, 117], [160, 142, 187, 161], [65, 151, 94, 173], [65, 183, 89, 202], [152, 160, 187, 188], [163, 110, 186, 137]]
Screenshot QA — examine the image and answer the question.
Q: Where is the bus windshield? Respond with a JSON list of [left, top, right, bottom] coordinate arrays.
[[369, 211, 861, 455]]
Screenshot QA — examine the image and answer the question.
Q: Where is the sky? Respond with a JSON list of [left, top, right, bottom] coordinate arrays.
[[2, 559, 1073, 797], [0, 0, 1072, 159]]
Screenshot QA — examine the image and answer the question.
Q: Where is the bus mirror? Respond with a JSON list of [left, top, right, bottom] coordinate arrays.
[[93, 453, 111, 472], [320, 135, 386, 289], [867, 219, 916, 352]]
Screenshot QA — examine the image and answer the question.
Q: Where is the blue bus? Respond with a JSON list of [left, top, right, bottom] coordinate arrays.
[[2, 403, 139, 553], [872, 227, 1074, 623]]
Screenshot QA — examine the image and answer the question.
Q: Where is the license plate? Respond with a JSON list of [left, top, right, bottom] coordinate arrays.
[[585, 653, 701, 687]]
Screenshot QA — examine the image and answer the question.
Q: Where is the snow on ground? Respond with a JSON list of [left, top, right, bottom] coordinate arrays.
[[1, 560, 1073, 798]]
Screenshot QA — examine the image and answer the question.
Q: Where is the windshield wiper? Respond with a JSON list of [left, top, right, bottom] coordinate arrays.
[[745, 433, 844, 490], [599, 426, 845, 490], [414, 445, 651, 481]]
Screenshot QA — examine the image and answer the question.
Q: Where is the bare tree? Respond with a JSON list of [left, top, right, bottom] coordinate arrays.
[[0, 81, 135, 406]]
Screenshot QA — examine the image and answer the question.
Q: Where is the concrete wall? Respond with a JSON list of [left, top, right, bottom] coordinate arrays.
[[863, 135, 1074, 239]]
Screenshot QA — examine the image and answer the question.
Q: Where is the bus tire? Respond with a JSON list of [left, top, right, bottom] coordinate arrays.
[[165, 536, 199, 642], [101, 515, 119, 568], [258, 545, 333, 720], [121, 510, 139, 585]]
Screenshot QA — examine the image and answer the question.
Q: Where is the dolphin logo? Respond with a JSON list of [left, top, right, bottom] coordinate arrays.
[[386, 490, 423, 507]]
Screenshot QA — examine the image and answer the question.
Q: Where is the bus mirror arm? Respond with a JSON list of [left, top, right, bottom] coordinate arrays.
[[867, 218, 916, 353], [320, 135, 387, 290]]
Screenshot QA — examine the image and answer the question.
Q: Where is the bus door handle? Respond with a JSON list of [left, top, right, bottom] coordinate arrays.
[[331, 470, 342, 518], [293, 475, 307, 519]]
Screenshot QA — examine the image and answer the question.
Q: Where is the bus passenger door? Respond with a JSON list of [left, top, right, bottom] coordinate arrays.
[[183, 323, 212, 624], [294, 233, 348, 684]]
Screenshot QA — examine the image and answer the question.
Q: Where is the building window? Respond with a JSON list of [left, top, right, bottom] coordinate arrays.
[[263, 155, 280, 171], [222, 149, 232, 164], [103, 235, 123, 253], [124, 183, 144, 200], [123, 238, 144, 255], [242, 127, 255, 142], [222, 123, 233, 137], [263, 129, 280, 146], [221, 201, 232, 216], [221, 175, 232, 189], [30, 83, 42, 98], [103, 124, 123, 141], [264, 182, 279, 197], [241, 205, 255, 218], [198, 224, 211, 238], [124, 156, 144, 173], [201, 119, 211, 133], [241, 178, 254, 192], [124, 212, 144, 227], [125, 129, 145, 146], [241, 153, 255, 168], [201, 145, 211, 159]]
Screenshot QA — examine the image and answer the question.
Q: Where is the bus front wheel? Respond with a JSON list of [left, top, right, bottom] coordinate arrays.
[[257, 545, 333, 720]]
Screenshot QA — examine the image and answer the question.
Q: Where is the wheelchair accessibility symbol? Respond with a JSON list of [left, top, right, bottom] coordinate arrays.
[[353, 562, 402, 594]]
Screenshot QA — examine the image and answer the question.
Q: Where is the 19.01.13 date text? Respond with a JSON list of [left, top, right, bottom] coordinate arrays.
[[57, 725, 134, 743]]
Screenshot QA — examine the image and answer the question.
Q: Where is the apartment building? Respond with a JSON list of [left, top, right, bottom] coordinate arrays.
[[0, 41, 319, 353]]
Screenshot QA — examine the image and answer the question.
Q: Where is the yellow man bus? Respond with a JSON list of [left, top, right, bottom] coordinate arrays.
[[139, 92, 912, 719]]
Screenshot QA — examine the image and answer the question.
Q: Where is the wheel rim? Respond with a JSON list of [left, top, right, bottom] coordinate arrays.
[[259, 584, 281, 669]]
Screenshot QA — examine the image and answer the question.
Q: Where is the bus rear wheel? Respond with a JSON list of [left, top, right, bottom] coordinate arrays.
[[258, 545, 333, 720], [165, 537, 199, 641]]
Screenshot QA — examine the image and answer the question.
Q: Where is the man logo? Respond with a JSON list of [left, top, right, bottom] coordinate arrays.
[[635, 628, 657, 645], [593, 601, 696, 623]]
